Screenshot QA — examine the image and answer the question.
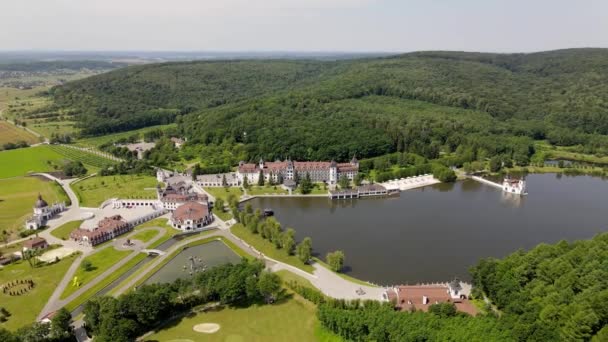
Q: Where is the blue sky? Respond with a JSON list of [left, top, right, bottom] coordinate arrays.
[[1, 0, 606, 52]]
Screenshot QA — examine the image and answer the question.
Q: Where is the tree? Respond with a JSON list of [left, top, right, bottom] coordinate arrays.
[[1, 230, 8, 246], [339, 175, 350, 189], [326, 250, 345, 272], [242, 176, 250, 189], [22, 248, 40, 268], [489, 156, 502, 172], [245, 202, 253, 214], [257, 271, 282, 303], [300, 172, 313, 194], [297, 237, 312, 264], [231, 205, 240, 222], [215, 198, 225, 213], [63, 160, 88, 177], [49, 308, 73, 341], [16, 322, 49, 342], [258, 170, 265, 186], [222, 174, 228, 187], [81, 259, 94, 272], [354, 173, 363, 186], [282, 228, 296, 255]]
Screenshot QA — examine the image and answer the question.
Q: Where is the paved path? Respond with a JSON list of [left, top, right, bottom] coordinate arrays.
[[112, 227, 385, 301], [37, 227, 165, 320]]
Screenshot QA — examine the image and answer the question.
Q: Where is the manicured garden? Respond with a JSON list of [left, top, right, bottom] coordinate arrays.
[[72, 174, 159, 207], [145, 297, 320, 342], [0, 255, 77, 331], [231, 223, 314, 273], [0, 176, 69, 236], [60, 247, 131, 299], [0, 145, 67, 179], [50, 220, 83, 240], [129, 229, 159, 243], [134, 218, 175, 249]]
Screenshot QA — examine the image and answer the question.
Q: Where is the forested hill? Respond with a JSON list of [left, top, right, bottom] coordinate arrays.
[[48, 49, 608, 161]]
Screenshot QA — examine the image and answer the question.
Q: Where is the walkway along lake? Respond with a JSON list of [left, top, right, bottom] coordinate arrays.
[[249, 174, 608, 285]]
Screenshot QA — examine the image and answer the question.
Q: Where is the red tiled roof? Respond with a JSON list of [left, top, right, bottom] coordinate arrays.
[[23, 237, 47, 248], [70, 215, 129, 240], [387, 286, 478, 316], [172, 202, 209, 223]]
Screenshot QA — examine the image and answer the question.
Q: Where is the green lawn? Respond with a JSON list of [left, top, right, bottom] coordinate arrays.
[[134, 218, 176, 249], [60, 247, 131, 299], [213, 208, 233, 221], [130, 229, 159, 243], [50, 220, 83, 240], [145, 298, 320, 342], [248, 185, 288, 196], [64, 253, 148, 312], [296, 183, 329, 195], [0, 255, 77, 331], [0, 176, 70, 238], [0, 145, 68, 179], [204, 186, 244, 203], [72, 174, 159, 207], [231, 223, 314, 273]]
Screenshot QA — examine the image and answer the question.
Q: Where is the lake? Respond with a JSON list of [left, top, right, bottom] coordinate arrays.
[[248, 174, 608, 285]]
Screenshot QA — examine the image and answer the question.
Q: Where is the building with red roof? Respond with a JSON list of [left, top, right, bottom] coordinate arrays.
[[170, 201, 213, 231]]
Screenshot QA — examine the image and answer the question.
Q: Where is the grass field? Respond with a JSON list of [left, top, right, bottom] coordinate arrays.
[[204, 186, 244, 203], [29, 121, 77, 138], [50, 220, 83, 240], [145, 297, 320, 342], [72, 174, 159, 207], [0, 255, 77, 331], [0, 145, 69, 179], [0, 121, 40, 146], [0, 176, 69, 237], [231, 223, 314, 273], [60, 247, 131, 299], [296, 183, 329, 195], [47, 144, 117, 169], [130, 229, 159, 243], [0, 86, 49, 112], [134, 218, 176, 249], [248, 185, 289, 196], [76, 124, 177, 147]]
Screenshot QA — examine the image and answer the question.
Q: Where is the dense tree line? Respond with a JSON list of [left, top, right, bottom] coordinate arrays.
[[318, 299, 513, 341], [0, 308, 74, 342], [83, 259, 280, 342], [470, 233, 608, 341], [45, 49, 608, 161]]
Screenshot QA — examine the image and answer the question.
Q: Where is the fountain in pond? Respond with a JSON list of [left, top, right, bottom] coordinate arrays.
[[183, 255, 207, 275]]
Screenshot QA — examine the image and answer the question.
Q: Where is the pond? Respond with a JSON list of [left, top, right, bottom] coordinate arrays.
[[248, 174, 608, 285], [144, 240, 241, 284]]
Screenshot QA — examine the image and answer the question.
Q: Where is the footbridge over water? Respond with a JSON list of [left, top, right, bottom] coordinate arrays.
[[142, 249, 166, 256]]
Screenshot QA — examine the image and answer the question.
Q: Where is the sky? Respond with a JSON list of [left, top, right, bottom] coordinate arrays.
[[1, 0, 607, 52]]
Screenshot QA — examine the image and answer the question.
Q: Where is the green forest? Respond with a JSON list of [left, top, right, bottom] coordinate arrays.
[[43, 48, 608, 166]]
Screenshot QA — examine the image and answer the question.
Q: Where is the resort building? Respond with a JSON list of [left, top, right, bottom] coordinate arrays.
[[22, 237, 49, 252], [70, 215, 132, 247], [157, 183, 208, 210], [382, 280, 477, 315], [196, 172, 240, 187], [237, 157, 359, 185], [24, 194, 66, 230], [170, 201, 213, 231]]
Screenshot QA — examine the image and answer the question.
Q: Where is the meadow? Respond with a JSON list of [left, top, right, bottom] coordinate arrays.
[[47, 144, 117, 169], [72, 174, 159, 207], [0, 255, 77, 331], [0, 176, 69, 237], [0, 145, 67, 179], [203, 186, 244, 203], [0, 121, 40, 146], [29, 120, 77, 138], [60, 247, 131, 299]]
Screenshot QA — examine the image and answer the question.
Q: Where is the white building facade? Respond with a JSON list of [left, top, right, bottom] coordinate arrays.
[[25, 194, 66, 230]]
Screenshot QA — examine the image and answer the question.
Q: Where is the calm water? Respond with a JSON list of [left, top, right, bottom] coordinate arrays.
[[145, 240, 241, 284], [249, 174, 608, 285]]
